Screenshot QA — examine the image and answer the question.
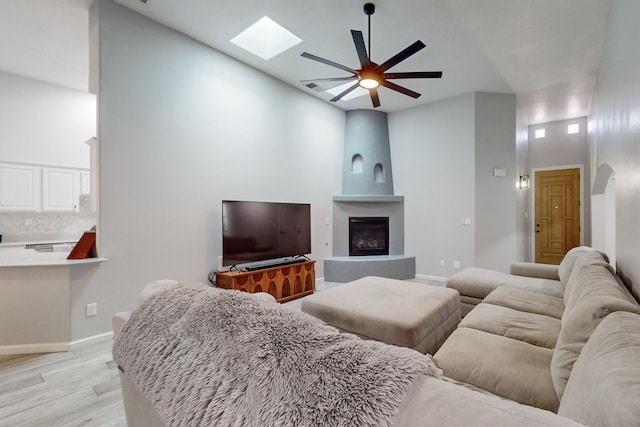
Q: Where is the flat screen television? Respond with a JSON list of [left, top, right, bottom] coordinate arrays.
[[222, 200, 311, 267]]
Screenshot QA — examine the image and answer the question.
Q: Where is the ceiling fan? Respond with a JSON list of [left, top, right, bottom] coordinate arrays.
[[300, 3, 442, 108]]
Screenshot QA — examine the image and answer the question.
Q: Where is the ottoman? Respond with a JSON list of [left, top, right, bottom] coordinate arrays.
[[301, 276, 461, 354]]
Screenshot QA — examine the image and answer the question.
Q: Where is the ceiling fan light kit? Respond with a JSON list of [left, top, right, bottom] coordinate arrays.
[[300, 2, 442, 108]]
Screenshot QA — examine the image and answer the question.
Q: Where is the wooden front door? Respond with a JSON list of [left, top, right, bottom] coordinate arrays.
[[535, 168, 581, 265]]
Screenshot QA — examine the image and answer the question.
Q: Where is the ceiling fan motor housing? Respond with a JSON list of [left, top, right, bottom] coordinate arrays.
[[364, 3, 375, 16]]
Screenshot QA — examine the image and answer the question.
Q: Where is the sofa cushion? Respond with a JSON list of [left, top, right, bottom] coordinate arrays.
[[483, 286, 565, 319], [446, 268, 505, 299], [459, 304, 560, 349], [563, 252, 615, 310], [557, 311, 640, 427], [447, 267, 564, 300], [557, 246, 608, 286], [551, 264, 640, 400], [434, 327, 559, 412], [393, 375, 584, 427], [510, 261, 560, 280]]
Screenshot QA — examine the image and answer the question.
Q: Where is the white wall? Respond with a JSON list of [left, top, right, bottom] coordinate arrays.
[[389, 93, 476, 277], [0, 71, 95, 168], [589, 0, 640, 300], [76, 0, 344, 340]]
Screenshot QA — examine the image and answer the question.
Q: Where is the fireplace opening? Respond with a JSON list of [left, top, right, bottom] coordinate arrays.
[[349, 217, 390, 256]]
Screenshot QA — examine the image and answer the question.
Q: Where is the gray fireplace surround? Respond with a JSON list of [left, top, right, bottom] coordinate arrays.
[[324, 110, 415, 282]]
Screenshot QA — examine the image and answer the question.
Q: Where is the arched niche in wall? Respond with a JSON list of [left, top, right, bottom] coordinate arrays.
[[591, 163, 616, 270], [374, 163, 385, 183], [352, 154, 363, 174]]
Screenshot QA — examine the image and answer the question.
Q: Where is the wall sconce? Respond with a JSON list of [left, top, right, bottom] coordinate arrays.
[[518, 175, 530, 190]]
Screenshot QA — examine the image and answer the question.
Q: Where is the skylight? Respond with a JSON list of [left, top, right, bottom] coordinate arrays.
[[567, 123, 580, 134], [230, 17, 302, 60], [327, 81, 368, 101], [534, 128, 546, 139]]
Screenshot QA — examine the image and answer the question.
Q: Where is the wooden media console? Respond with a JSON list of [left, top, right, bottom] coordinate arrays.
[[215, 260, 315, 303]]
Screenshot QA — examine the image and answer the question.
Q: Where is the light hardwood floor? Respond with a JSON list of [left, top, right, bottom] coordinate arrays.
[[0, 338, 125, 427]]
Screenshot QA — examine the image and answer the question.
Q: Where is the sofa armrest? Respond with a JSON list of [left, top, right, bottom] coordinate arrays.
[[393, 376, 584, 427], [113, 311, 131, 339], [510, 262, 560, 280], [253, 292, 277, 303]]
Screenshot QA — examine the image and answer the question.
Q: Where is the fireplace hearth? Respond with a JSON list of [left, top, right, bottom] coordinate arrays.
[[349, 217, 389, 256]]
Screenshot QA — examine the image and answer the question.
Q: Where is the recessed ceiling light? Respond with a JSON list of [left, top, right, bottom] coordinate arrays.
[[230, 16, 302, 60], [534, 128, 546, 139], [327, 81, 368, 101], [567, 123, 580, 134]]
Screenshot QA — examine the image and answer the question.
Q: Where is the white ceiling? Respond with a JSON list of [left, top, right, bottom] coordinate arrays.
[[0, 0, 613, 125]]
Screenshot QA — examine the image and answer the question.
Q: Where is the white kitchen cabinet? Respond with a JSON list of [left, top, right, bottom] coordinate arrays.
[[81, 170, 91, 195], [42, 168, 80, 212], [0, 163, 41, 211]]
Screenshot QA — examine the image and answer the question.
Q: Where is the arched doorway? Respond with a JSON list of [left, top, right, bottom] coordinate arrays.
[[591, 163, 616, 269]]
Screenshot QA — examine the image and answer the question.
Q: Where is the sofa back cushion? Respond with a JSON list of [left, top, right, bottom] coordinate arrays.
[[551, 264, 640, 400], [558, 311, 640, 426], [557, 246, 608, 287], [563, 252, 614, 309]]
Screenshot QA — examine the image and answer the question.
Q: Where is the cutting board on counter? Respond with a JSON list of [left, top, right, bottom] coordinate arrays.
[[67, 231, 97, 259]]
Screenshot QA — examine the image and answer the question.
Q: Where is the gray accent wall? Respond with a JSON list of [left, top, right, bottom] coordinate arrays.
[[515, 107, 530, 262], [474, 92, 517, 271], [389, 94, 476, 276], [342, 110, 394, 195], [389, 92, 519, 275]]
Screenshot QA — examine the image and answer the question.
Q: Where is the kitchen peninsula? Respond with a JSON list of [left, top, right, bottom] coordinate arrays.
[[0, 247, 107, 355]]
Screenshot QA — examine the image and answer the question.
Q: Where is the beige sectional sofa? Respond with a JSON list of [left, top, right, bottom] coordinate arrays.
[[436, 246, 640, 425], [114, 247, 640, 426], [113, 281, 586, 427]]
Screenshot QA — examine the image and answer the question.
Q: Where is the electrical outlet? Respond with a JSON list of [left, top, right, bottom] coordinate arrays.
[[440, 260, 445, 267], [86, 303, 97, 317], [453, 260, 462, 269]]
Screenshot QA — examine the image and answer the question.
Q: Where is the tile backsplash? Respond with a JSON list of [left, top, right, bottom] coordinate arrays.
[[0, 195, 96, 243]]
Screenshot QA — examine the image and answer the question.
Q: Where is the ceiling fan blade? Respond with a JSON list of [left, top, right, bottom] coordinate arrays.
[[378, 40, 426, 72], [351, 30, 370, 68], [330, 82, 360, 102], [301, 52, 358, 74], [384, 71, 443, 79], [369, 88, 381, 108], [300, 76, 357, 83], [382, 80, 421, 98]]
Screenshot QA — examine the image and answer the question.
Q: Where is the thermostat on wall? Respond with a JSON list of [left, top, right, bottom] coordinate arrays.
[[493, 168, 507, 177]]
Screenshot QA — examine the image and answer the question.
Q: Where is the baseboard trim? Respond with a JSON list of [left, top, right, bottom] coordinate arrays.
[[69, 331, 113, 350], [415, 274, 447, 284], [0, 331, 113, 356], [0, 342, 70, 356]]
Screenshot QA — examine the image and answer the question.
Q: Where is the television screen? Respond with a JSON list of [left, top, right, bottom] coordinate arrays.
[[222, 200, 311, 267]]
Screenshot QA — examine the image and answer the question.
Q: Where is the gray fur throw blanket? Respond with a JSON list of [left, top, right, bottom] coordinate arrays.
[[113, 283, 441, 426]]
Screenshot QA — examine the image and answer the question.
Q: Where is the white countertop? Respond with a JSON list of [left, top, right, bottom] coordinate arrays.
[[0, 248, 107, 267]]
